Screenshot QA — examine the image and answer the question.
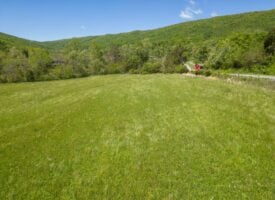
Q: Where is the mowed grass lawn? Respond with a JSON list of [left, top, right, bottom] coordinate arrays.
[[0, 74, 274, 199]]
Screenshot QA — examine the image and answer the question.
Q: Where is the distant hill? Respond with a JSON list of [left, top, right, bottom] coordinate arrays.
[[40, 9, 275, 50], [0, 32, 42, 49]]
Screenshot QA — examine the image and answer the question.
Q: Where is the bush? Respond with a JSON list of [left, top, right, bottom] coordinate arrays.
[[142, 61, 161, 73], [204, 70, 212, 77], [45, 65, 74, 80], [232, 60, 243, 69], [264, 28, 275, 55], [128, 68, 140, 74], [106, 63, 124, 74], [242, 48, 266, 67], [89, 59, 106, 75], [193, 69, 212, 77], [175, 65, 189, 73]]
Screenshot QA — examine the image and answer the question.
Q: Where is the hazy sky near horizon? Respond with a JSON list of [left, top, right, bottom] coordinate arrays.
[[0, 0, 274, 41]]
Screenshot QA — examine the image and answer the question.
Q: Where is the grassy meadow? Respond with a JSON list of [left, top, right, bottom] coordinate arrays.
[[0, 74, 274, 199]]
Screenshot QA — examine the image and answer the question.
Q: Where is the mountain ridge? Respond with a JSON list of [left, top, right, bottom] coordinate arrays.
[[41, 9, 275, 50]]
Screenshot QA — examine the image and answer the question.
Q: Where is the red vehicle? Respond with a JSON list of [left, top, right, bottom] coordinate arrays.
[[194, 64, 202, 71]]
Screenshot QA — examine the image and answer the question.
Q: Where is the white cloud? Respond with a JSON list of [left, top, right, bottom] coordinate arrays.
[[191, 8, 203, 15], [180, 10, 193, 19], [210, 12, 219, 17], [180, 0, 203, 20], [80, 25, 87, 30], [180, 7, 203, 20]]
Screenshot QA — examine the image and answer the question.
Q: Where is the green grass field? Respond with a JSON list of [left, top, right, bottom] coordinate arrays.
[[0, 75, 274, 199]]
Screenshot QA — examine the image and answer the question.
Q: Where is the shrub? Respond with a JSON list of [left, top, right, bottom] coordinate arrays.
[[128, 69, 140, 74], [89, 59, 106, 75], [142, 61, 161, 73], [264, 28, 275, 55], [45, 65, 74, 80], [204, 70, 212, 77], [192, 69, 212, 77], [123, 55, 143, 72], [242, 49, 266, 68], [106, 63, 124, 74], [175, 65, 189, 73], [232, 60, 243, 69]]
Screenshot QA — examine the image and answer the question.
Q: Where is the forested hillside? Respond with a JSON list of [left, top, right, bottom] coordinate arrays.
[[43, 9, 275, 50], [0, 33, 42, 49], [0, 9, 274, 82]]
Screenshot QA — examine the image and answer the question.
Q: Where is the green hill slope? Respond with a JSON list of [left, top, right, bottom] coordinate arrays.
[[42, 9, 275, 50], [0, 32, 42, 49]]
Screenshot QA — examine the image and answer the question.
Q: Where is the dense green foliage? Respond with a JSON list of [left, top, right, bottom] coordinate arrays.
[[0, 10, 275, 82], [0, 75, 274, 199], [264, 28, 275, 55]]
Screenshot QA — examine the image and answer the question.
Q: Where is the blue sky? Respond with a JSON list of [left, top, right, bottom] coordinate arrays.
[[0, 0, 274, 41]]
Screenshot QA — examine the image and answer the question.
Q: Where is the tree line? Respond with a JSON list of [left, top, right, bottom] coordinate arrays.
[[0, 29, 274, 83]]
